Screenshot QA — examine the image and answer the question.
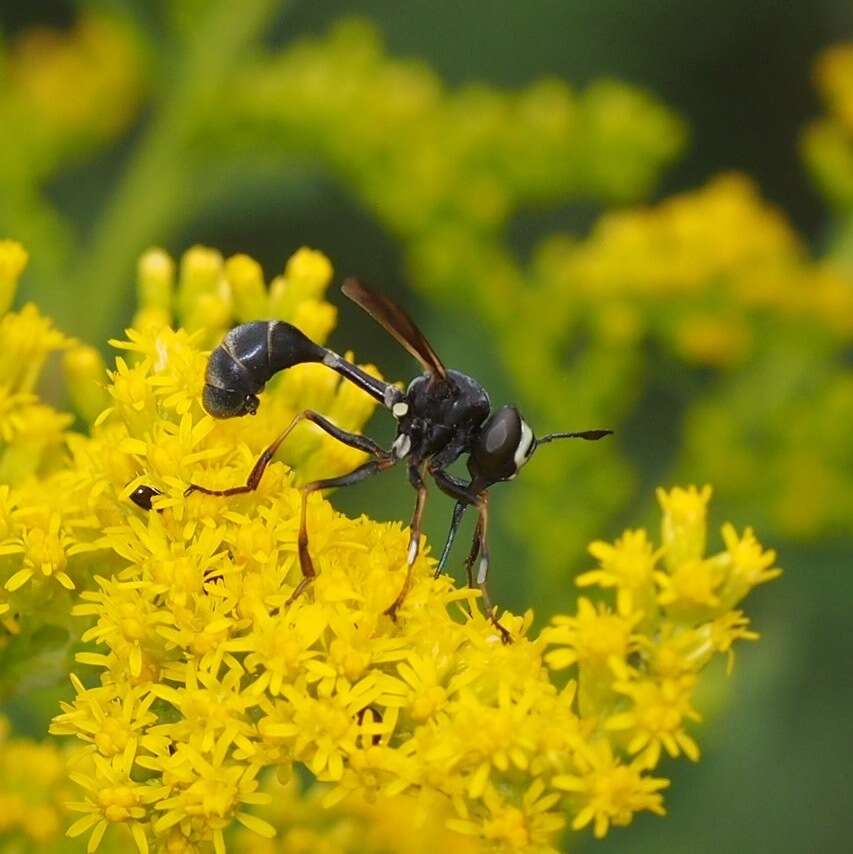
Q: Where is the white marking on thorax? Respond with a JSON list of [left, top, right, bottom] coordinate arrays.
[[392, 433, 412, 459], [513, 419, 535, 471], [392, 402, 409, 419], [382, 385, 402, 409]]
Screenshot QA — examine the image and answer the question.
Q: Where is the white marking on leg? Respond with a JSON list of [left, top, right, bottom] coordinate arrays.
[[392, 401, 409, 419], [477, 555, 489, 585], [407, 538, 418, 565], [322, 351, 340, 367]]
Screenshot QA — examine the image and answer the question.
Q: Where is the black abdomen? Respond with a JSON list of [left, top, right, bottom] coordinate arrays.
[[203, 321, 326, 418]]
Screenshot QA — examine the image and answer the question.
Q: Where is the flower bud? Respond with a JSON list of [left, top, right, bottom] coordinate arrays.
[[63, 345, 109, 423], [137, 248, 174, 315], [657, 485, 712, 572], [226, 253, 266, 322]]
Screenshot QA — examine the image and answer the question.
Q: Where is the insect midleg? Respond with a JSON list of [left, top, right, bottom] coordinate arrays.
[[430, 467, 479, 577], [384, 463, 428, 621], [290, 455, 398, 606], [184, 410, 387, 497], [467, 496, 511, 644], [463, 514, 481, 590], [435, 500, 468, 578]]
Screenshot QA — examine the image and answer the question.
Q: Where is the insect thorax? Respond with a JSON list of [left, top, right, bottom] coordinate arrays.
[[396, 370, 491, 462]]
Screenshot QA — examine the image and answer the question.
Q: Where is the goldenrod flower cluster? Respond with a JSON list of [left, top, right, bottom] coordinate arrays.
[[534, 173, 853, 367], [0, 241, 780, 852], [220, 18, 685, 235]]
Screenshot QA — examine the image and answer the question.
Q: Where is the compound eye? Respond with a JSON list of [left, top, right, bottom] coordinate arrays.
[[470, 405, 533, 484]]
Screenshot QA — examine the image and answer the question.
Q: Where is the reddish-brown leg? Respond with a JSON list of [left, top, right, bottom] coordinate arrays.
[[287, 456, 397, 606], [184, 410, 386, 497]]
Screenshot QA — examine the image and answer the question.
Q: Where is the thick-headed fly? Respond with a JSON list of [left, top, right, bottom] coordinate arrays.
[[132, 279, 611, 641]]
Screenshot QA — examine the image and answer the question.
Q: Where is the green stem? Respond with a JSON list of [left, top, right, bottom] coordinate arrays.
[[72, 0, 281, 344]]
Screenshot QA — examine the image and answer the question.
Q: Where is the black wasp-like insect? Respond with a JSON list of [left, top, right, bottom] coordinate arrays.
[[131, 279, 611, 641]]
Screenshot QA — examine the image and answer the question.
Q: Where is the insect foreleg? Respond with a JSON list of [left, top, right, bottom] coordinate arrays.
[[463, 513, 482, 590]]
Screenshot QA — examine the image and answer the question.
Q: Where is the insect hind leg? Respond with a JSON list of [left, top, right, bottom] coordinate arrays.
[[465, 497, 512, 644], [289, 456, 397, 606], [184, 410, 387, 498]]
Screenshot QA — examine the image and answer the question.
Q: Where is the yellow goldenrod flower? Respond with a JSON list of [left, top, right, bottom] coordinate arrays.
[[553, 739, 668, 838], [65, 757, 163, 853], [719, 522, 783, 605], [657, 484, 713, 571], [580, 529, 660, 616], [447, 779, 565, 850], [545, 598, 643, 676], [607, 674, 702, 767], [655, 557, 723, 612]]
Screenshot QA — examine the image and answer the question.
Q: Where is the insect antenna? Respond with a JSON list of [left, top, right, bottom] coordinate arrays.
[[537, 429, 613, 443]]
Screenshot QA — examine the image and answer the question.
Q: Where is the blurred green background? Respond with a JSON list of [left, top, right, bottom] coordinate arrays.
[[2, 1, 853, 852]]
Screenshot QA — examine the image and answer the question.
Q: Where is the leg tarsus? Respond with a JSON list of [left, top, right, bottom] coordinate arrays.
[[284, 574, 315, 606], [477, 577, 513, 644]]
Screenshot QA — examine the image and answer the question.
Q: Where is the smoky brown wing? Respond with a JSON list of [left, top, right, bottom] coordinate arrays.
[[341, 278, 448, 379]]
